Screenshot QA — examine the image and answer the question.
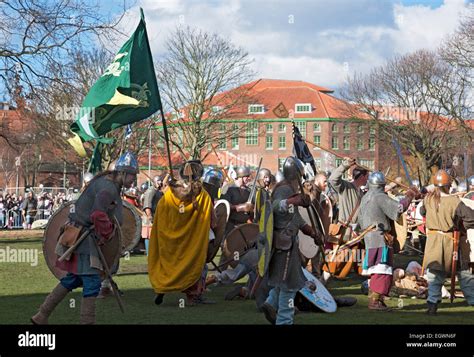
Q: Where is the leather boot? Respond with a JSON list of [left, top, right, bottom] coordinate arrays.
[[31, 284, 69, 324], [426, 301, 438, 316], [261, 302, 277, 325], [80, 297, 96, 325], [368, 290, 392, 311]]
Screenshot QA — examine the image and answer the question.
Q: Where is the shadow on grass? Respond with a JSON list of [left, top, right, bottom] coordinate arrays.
[[2, 284, 474, 325]]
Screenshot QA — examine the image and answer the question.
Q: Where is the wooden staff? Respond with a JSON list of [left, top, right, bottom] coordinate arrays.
[[304, 138, 411, 190], [450, 231, 460, 303]]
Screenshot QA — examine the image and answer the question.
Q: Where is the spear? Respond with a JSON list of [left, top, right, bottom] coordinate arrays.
[[304, 137, 411, 190]]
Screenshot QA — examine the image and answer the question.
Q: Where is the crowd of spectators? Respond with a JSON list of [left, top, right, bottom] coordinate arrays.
[[0, 188, 78, 229]]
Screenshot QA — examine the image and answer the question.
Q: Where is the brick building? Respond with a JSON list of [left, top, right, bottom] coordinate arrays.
[[0, 103, 82, 190], [142, 79, 378, 178]]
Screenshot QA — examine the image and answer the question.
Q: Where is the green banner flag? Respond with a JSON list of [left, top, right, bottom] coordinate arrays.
[[70, 8, 161, 143]]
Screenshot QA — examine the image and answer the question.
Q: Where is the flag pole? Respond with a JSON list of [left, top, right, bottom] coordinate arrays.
[[148, 123, 152, 182], [140, 7, 173, 179]]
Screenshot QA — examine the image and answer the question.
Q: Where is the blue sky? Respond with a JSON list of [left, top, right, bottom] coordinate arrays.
[[1, 0, 471, 100], [108, 0, 471, 91]]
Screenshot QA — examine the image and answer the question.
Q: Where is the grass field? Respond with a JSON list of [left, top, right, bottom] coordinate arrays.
[[1, 235, 473, 325]]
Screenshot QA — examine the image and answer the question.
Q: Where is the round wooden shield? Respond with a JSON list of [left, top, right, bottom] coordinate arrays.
[[298, 267, 337, 313], [223, 223, 259, 267], [206, 200, 230, 263], [299, 235, 319, 259], [120, 200, 142, 253], [43, 200, 126, 280], [300, 204, 326, 238], [43, 201, 75, 280]]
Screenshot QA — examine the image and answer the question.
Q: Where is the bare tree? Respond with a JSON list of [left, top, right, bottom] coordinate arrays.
[[341, 50, 471, 184], [438, 9, 474, 129], [0, 147, 18, 189], [156, 26, 257, 161], [29, 46, 152, 172], [0, 0, 129, 96]]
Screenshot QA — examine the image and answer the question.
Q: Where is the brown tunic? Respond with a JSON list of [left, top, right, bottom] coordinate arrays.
[[422, 195, 460, 273]]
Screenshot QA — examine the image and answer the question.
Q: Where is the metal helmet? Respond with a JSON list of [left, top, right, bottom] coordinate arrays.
[[282, 156, 305, 182], [124, 187, 138, 198], [275, 170, 284, 183], [115, 151, 139, 175], [468, 175, 474, 188], [140, 181, 150, 192], [83, 172, 94, 184], [411, 179, 420, 189], [179, 160, 204, 181], [203, 169, 224, 188], [457, 181, 467, 193], [368, 171, 386, 186], [236, 166, 251, 178], [258, 168, 271, 181], [433, 169, 452, 187]]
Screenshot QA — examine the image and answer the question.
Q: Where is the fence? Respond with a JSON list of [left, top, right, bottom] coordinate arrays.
[[4, 208, 24, 229], [2, 187, 73, 196]]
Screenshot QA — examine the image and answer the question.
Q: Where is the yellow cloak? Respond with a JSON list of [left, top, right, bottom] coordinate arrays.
[[148, 187, 212, 293]]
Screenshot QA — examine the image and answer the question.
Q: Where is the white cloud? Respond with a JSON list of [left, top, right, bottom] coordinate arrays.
[[254, 55, 349, 88], [393, 0, 469, 53], [112, 0, 470, 89]]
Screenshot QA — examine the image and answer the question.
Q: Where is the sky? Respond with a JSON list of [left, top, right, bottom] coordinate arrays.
[[110, 0, 471, 92], [0, 0, 471, 100]]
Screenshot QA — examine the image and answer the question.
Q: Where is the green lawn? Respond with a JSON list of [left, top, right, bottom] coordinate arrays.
[[1, 236, 473, 325]]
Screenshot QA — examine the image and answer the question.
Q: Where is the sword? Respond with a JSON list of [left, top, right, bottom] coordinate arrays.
[[92, 236, 125, 313], [247, 157, 263, 204]]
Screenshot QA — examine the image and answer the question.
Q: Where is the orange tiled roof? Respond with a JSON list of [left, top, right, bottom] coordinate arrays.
[[210, 78, 358, 120]]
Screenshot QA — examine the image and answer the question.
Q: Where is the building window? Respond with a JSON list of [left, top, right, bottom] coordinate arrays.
[[370, 126, 376, 135], [357, 124, 364, 134], [357, 137, 364, 151], [278, 123, 286, 133], [332, 123, 338, 133], [295, 103, 312, 113], [211, 106, 223, 115], [313, 123, 321, 132], [171, 111, 184, 121], [313, 135, 321, 150], [266, 123, 273, 133], [369, 136, 376, 151], [246, 122, 259, 146], [294, 121, 307, 138], [248, 104, 265, 114], [331, 136, 338, 150], [344, 124, 350, 133], [343, 136, 350, 150], [278, 158, 286, 170], [278, 135, 286, 149], [218, 123, 226, 149], [231, 124, 239, 149], [360, 159, 374, 170], [266, 135, 273, 150]]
